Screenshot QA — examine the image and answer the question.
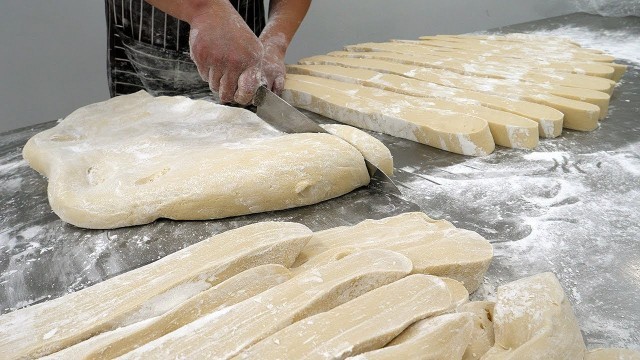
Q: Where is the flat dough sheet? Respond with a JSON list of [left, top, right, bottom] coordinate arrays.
[[22, 91, 379, 229]]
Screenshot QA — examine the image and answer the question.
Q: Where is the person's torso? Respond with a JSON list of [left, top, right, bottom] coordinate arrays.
[[108, 0, 265, 54], [105, 0, 265, 97]]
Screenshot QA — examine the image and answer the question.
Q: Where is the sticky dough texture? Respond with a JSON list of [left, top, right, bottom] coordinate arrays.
[[21, 91, 389, 229]]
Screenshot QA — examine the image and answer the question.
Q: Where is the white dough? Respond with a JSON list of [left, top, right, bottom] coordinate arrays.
[[350, 312, 475, 360], [319, 123, 394, 176], [0, 221, 312, 358], [22, 91, 384, 229], [482, 272, 586, 359], [238, 275, 453, 359]]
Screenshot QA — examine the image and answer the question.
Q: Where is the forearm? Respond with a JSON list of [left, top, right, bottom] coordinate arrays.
[[260, 0, 312, 51], [143, 0, 235, 23]]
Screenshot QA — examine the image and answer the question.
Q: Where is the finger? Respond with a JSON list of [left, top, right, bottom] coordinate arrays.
[[219, 71, 241, 104], [272, 75, 286, 96], [234, 67, 261, 105], [195, 64, 208, 82], [207, 67, 223, 93]]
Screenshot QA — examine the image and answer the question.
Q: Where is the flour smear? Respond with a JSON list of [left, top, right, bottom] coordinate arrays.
[[571, 0, 640, 17], [523, 26, 640, 65]]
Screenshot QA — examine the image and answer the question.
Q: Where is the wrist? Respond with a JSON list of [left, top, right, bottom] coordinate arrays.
[[260, 33, 289, 58], [182, 0, 230, 24]]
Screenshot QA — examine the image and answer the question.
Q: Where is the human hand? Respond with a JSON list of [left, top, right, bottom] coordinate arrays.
[[260, 35, 288, 95], [188, 5, 264, 105]]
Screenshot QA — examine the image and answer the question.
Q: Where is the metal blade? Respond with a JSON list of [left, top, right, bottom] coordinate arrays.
[[254, 86, 326, 134], [254, 86, 402, 196]]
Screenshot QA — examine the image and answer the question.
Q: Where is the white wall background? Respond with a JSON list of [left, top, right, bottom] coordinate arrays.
[[0, 1, 109, 133], [0, 0, 580, 133]]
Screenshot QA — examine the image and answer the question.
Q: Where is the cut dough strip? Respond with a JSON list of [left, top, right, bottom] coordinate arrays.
[[348, 312, 474, 360], [43, 264, 292, 360], [482, 272, 586, 359], [294, 212, 454, 264], [441, 277, 470, 309], [292, 212, 493, 292], [282, 74, 496, 156], [119, 249, 413, 359], [287, 73, 538, 149], [288, 63, 562, 139], [236, 275, 453, 360], [398, 38, 627, 82], [0, 222, 311, 359], [329, 50, 611, 119], [434, 33, 585, 46], [332, 48, 616, 95], [346, 42, 616, 79], [298, 55, 601, 131], [458, 301, 495, 360], [417, 35, 617, 62], [319, 123, 394, 176], [425, 35, 621, 62]]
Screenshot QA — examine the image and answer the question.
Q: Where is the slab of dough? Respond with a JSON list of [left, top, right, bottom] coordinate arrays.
[[287, 70, 540, 150], [298, 55, 601, 131], [349, 312, 474, 360], [293, 212, 493, 292], [288, 63, 564, 138], [584, 348, 640, 360], [459, 301, 496, 360], [482, 272, 586, 359], [282, 75, 496, 156], [236, 275, 453, 360], [319, 124, 394, 176], [327, 51, 610, 122], [0, 222, 311, 358], [119, 249, 413, 359], [22, 91, 374, 229], [43, 264, 291, 359]]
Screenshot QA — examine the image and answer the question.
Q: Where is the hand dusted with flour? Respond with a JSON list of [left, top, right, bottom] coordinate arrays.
[[22, 91, 380, 229]]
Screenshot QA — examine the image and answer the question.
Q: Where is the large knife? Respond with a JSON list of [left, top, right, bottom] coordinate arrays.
[[253, 85, 401, 195]]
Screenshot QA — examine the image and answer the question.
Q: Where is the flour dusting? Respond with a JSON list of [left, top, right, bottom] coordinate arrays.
[[522, 26, 640, 65], [399, 139, 640, 349]]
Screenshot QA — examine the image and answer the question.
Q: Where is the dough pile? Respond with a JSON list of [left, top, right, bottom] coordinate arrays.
[[22, 91, 393, 229], [1, 212, 637, 359], [283, 33, 626, 156]]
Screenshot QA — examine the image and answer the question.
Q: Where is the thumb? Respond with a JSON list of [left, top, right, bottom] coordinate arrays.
[[272, 75, 286, 96], [234, 66, 262, 105]]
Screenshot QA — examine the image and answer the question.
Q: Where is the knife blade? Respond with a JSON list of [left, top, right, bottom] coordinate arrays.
[[254, 85, 401, 195]]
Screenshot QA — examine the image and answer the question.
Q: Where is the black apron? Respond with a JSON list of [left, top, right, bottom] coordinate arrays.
[[105, 0, 266, 98]]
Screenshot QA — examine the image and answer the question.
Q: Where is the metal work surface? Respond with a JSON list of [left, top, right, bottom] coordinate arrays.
[[1, 13, 639, 349]]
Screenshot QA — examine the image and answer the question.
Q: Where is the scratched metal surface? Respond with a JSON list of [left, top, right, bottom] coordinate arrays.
[[0, 13, 638, 350]]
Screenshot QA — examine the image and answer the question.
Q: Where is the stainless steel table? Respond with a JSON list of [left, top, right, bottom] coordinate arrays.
[[1, 12, 638, 350]]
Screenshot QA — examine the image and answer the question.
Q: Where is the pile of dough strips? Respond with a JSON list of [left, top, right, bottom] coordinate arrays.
[[284, 33, 626, 155], [1, 212, 637, 359]]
